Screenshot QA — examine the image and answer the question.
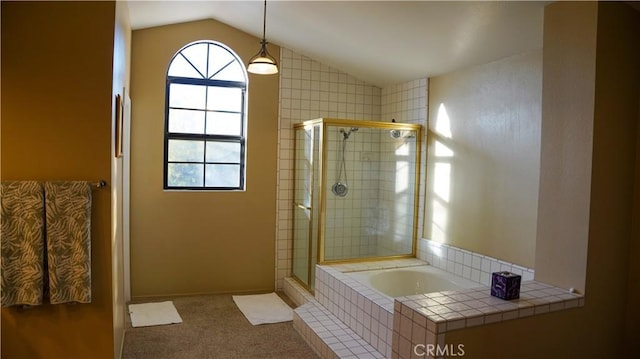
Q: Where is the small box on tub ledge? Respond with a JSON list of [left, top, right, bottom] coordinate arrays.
[[491, 271, 522, 300]]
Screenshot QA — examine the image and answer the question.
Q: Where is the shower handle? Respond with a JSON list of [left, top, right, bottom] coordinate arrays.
[[294, 202, 312, 211]]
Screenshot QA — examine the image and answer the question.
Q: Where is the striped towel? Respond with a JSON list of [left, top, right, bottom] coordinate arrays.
[[1, 181, 45, 307], [44, 181, 92, 304]]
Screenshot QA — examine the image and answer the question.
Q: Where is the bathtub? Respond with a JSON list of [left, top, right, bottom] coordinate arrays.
[[349, 265, 479, 298]]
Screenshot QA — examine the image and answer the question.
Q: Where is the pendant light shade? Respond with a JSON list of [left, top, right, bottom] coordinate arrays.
[[248, 0, 278, 75]]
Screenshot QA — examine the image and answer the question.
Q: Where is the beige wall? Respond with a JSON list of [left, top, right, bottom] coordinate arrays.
[[1, 1, 118, 358], [112, 1, 131, 357], [424, 51, 542, 269], [445, 2, 640, 357], [130, 19, 280, 297], [533, 0, 598, 294]]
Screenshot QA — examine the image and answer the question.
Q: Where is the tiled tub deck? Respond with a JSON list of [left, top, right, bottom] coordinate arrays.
[[287, 259, 428, 359], [391, 281, 584, 359], [287, 259, 584, 359]]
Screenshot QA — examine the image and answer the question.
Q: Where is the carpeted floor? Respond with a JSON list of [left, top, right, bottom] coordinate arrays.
[[121, 293, 318, 359]]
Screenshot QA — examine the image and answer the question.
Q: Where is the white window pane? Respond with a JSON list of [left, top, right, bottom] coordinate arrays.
[[206, 87, 242, 112], [167, 164, 204, 187], [207, 44, 235, 78], [205, 164, 240, 187], [168, 140, 204, 162], [180, 43, 208, 78], [213, 60, 245, 82], [169, 109, 205, 134], [168, 54, 202, 78], [170, 84, 206, 110], [206, 112, 242, 136], [206, 142, 240, 163]]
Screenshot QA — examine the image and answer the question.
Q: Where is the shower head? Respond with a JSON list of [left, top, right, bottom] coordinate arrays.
[[340, 127, 359, 140], [390, 129, 415, 139]]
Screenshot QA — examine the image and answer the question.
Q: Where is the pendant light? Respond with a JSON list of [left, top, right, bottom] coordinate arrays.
[[247, 0, 278, 75]]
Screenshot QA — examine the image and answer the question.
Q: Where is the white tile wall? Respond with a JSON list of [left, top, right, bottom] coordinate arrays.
[[321, 125, 423, 262], [416, 238, 535, 287], [294, 301, 386, 359], [284, 277, 315, 308], [276, 47, 430, 290], [276, 48, 383, 290], [381, 80, 429, 245], [315, 265, 394, 357], [324, 127, 381, 261], [287, 268, 388, 358], [311, 258, 428, 358]]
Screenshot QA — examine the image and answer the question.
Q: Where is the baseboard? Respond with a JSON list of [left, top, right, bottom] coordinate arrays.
[[129, 287, 277, 303]]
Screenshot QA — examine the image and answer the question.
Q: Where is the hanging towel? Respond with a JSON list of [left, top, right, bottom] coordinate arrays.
[[1, 181, 45, 307], [44, 181, 92, 304]]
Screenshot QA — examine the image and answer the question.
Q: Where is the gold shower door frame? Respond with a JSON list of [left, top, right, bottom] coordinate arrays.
[[292, 118, 422, 290]]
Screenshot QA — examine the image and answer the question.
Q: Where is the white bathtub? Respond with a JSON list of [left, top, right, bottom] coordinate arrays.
[[348, 265, 479, 298]]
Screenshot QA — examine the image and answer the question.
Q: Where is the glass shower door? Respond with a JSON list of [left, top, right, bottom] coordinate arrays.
[[321, 122, 421, 262], [292, 126, 313, 287]]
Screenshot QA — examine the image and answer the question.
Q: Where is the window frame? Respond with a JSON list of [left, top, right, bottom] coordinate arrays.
[[163, 41, 248, 191]]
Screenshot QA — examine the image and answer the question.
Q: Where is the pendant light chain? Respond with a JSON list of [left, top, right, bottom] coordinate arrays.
[[262, 0, 267, 42], [247, 0, 279, 74]]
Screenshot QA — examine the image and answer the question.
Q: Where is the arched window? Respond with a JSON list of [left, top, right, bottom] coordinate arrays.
[[164, 41, 247, 190]]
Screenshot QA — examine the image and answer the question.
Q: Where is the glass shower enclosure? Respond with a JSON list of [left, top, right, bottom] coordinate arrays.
[[292, 118, 422, 290]]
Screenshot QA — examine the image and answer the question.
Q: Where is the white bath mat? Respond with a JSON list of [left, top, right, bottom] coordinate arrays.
[[232, 293, 293, 325], [128, 301, 183, 328]]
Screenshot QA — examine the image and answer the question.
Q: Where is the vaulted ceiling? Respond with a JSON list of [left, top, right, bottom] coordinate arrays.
[[128, 1, 547, 87]]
